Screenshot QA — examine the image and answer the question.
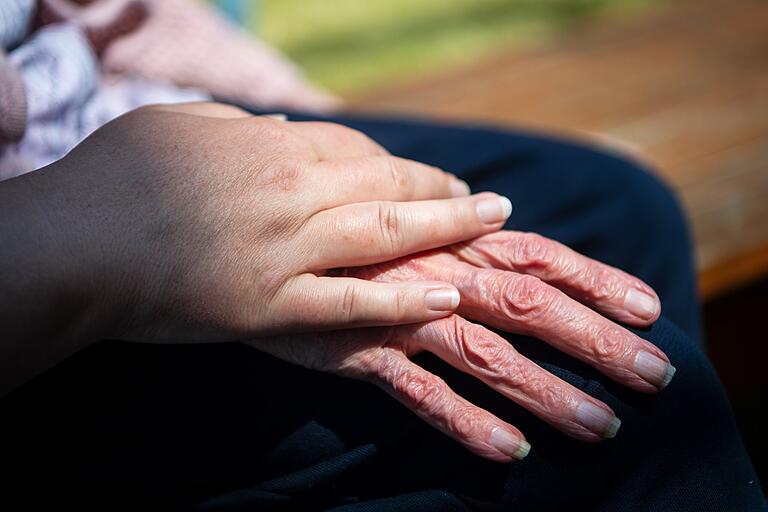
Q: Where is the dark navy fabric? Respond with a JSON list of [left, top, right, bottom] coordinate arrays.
[[1, 113, 764, 511]]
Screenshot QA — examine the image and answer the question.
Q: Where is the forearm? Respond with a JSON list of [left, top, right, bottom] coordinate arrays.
[[0, 163, 112, 396]]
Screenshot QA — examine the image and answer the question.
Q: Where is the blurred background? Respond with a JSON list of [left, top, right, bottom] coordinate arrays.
[[256, 0, 665, 94], [221, 0, 767, 482]]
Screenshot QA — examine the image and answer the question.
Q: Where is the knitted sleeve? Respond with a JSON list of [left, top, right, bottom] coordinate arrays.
[[0, 50, 28, 144], [0, 0, 35, 50]]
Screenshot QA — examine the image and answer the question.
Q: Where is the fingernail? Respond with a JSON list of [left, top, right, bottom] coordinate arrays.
[[476, 195, 513, 224], [634, 351, 676, 389], [575, 402, 621, 438], [263, 113, 287, 121], [450, 178, 471, 197], [625, 289, 658, 320], [490, 427, 531, 460], [425, 288, 460, 312]]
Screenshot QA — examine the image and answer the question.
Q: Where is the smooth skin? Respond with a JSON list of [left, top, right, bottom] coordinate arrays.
[[0, 102, 511, 394], [0, 102, 674, 464]]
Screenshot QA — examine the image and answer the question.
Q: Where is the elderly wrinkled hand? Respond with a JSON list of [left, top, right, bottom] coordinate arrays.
[[250, 231, 673, 462]]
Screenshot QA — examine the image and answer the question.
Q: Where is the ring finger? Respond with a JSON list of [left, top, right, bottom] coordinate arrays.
[[401, 317, 622, 442]]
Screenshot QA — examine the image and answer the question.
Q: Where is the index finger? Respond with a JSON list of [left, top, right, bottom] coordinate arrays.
[[453, 231, 661, 327]]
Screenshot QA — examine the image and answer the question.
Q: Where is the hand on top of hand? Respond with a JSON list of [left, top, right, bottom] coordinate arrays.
[[32, 101, 673, 462], [51, 102, 511, 342], [249, 230, 673, 462]]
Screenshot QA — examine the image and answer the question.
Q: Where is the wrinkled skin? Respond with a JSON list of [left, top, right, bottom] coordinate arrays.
[[250, 230, 672, 462], [1, 101, 673, 459]]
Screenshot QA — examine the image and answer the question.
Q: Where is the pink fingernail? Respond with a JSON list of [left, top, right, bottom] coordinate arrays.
[[625, 289, 658, 320], [634, 351, 676, 389], [490, 427, 530, 460], [476, 195, 513, 225], [425, 288, 460, 312], [575, 402, 621, 438]]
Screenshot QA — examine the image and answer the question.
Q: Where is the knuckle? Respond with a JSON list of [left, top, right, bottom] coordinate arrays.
[[502, 358, 530, 389], [501, 274, 554, 322], [348, 334, 397, 377], [497, 357, 568, 412], [513, 233, 557, 270], [390, 286, 410, 321], [455, 325, 511, 378], [590, 324, 631, 364], [249, 128, 308, 189], [394, 371, 446, 413], [525, 374, 567, 412], [376, 202, 404, 255], [386, 158, 415, 197], [587, 266, 624, 302], [338, 283, 358, 323], [268, 161, 304, 191], [448, 405, 484, 438]]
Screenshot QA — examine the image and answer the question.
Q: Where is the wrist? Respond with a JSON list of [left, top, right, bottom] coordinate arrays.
[[29, 159, 125, 343], [0, 160, 120, 393]]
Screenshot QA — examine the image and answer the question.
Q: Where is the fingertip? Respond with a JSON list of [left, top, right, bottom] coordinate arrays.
[[449, 177, 471, 197], [514, 440, 532, 459], [476, 193, 514, 225], [489, 427, 530, 460], [500, 196, 513, 218], [605, 416, 622, 438], [575, 401, 622, 440], [661, 363, 677, 388], [625, 288, 660, 322], [634, 350, 676, 391]]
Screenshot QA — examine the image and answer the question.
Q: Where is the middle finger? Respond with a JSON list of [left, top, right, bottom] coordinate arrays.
[[402, 316, 622, 442], [453, 265, 675, 393]]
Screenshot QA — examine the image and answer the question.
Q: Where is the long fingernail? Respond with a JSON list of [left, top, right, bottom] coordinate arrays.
[[625, 289, 658, 320], [476, 195, 513, 224], [634, 351, 676, 389], [450, 178, 471, 197], [490, 427, 531, 460], [425, 288, 460, 312], [575, 402, 621, 438]]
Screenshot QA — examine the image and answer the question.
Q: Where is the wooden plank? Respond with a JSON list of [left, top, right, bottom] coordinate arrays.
[[700, 243, 768, 299], [350, 0, 768, 298]]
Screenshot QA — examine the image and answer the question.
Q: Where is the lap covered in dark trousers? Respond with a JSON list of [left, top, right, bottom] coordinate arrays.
[[1, 112, 765, 511]]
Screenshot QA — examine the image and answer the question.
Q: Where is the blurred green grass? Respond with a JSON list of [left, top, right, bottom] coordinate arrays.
[[250, 0, 663, 94]]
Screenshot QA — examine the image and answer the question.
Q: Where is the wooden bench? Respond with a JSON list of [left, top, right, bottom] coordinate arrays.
[[350, 0, 768, 300]]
